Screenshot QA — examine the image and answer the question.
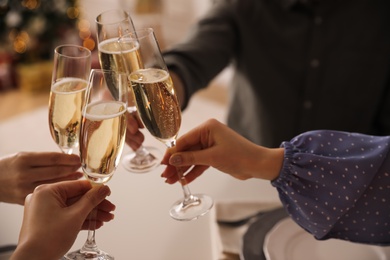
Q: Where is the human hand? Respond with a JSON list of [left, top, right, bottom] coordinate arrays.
[[10, 180, 115, 260], [125, 111, 146, 151], [0, 151, 83, 205], [161, 119, 284, 184]]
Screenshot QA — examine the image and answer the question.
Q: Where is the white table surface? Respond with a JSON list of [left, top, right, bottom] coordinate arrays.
[[0, 91, 279, 260]]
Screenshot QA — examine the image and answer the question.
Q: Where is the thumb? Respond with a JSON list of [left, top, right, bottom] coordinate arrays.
[[72, 185, 111, 216]]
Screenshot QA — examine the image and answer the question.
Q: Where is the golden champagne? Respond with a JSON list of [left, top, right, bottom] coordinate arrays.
[[130, 68, 181, 143], [98, 38, 142, 74], [48, 78, 88, 154], [79, 101, 127, 183], [98, 38, 142, 108]]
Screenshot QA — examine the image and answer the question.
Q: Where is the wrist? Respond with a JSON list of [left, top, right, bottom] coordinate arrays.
[[253, 147, 284, 181], [267, 148, 285, 181]]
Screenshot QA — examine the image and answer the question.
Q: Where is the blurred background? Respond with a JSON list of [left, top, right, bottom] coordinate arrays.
[[0, 0, 217, 119]]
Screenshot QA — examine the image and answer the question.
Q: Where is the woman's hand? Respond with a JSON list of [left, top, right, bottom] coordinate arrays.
[[0, 152, 83, 205], [11, 180, 115, 260], [161, 119, 284, 184]]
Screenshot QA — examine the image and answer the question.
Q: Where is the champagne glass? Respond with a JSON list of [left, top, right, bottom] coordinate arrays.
[[124, 28, 214, 221], [63, 69, 128, 259], [96, 9, 161, 173], [48, 44, 91, 154]]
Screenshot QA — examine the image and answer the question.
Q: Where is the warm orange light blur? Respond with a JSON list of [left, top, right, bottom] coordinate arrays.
[[18, 31, 30, 42], [77, 17, 94, 49], [22, 0, 40, 10], [79, 30, 91, 40], [83, 38, 95, 51], [78, 19, 90, 32], [67, 7, 80, 19], [11, 31, 30, 54], [13, 39, 27, 54]]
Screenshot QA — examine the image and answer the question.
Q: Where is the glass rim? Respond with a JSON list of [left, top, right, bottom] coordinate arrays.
[[84, 69, 128, 114], [95, 9, 130, 26], [118, 27, 155, 42], [54, 44, 91, 59]]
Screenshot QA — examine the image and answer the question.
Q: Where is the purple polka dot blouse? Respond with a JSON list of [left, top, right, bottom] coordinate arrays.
[[271, 130, 390, 245]]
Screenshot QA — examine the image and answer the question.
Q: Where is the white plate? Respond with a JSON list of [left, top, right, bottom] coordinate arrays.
[[263, 218, 390, 260]]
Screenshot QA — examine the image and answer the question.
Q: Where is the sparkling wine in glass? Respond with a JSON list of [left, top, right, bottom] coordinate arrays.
[[48, 44, 91, 154], [125, 28, 214, 221], [96, 8, 161, 173], [62, 69, 128, 259]]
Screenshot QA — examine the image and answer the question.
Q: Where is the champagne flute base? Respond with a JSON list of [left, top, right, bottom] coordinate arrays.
[[169, 194, 214, 221], [121, 146, 161, 173], [62, 249, 114, 260]]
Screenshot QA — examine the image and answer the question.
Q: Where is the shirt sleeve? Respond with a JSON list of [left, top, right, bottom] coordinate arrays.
[[162, 0, 238, 109], [271, 130, 390, 245]]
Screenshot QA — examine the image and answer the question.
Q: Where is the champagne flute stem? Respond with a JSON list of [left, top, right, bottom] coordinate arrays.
[[130, 146, 157, 165], [167, 141, 189, 194], [61, 148, 73, 155], [175, 165, 201, 208], [80, 208, 100, 256], [82, 230, 98, 252], [167, 141, 201, 207]]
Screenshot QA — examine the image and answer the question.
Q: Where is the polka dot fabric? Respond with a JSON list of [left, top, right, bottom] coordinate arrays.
[[271, 130, 390, 245]]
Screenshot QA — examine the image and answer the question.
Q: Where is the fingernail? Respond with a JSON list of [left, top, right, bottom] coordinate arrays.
[[170, 155, 182, 165]]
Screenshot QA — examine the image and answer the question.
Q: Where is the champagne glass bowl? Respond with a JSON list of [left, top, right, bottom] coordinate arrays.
[[48, 44, 91, 154]]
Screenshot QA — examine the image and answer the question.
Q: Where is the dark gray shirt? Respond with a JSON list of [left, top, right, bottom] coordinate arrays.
[[163, 0, 390, 147]]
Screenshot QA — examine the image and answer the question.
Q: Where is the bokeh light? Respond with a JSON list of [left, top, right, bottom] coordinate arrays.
[[21, 0, 40, 10], [10, 31, 30, 54]]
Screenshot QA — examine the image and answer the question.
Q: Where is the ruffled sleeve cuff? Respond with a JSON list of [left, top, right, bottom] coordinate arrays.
[[271, 130, 390, 240]]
